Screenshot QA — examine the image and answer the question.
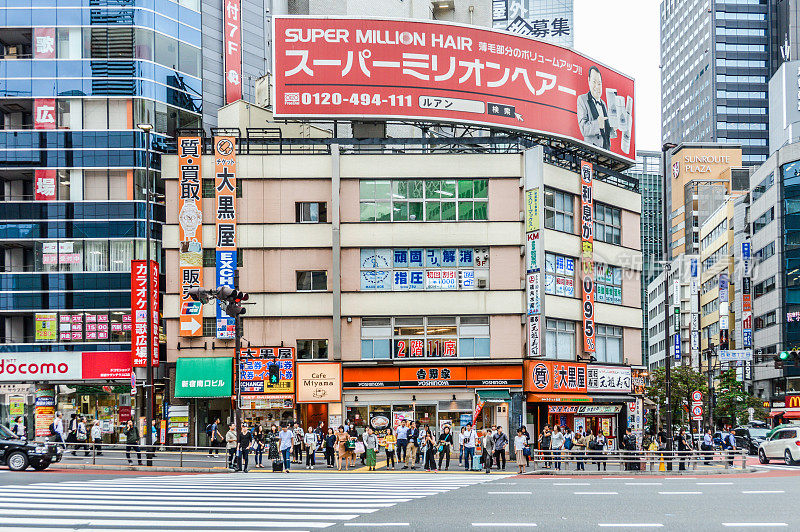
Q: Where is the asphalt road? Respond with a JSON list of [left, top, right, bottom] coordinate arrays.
[[0, 467, 797, 531]]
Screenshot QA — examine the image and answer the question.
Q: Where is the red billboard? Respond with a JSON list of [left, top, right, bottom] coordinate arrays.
[[273, 17, 635, 161], [131, 260, 159, 368]]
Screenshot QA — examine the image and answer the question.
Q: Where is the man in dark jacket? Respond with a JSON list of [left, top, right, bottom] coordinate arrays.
[[238, 424, 253, 472], [124, 420, 142, 465], [405, 421, 420, 470]]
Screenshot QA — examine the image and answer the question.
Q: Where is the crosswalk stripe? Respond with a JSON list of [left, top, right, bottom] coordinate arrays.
[[0, 473, 500, 531]]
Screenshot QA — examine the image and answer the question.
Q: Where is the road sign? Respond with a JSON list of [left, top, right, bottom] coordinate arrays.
[[691, 404, 703, 420], [691, 390, 702, 403], [719, 350, 752, 362]]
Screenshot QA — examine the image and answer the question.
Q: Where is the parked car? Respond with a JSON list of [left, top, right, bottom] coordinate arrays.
[[732, 426, 769, 455], [758, 425, 800, 465], [0, 424, 62, 471]]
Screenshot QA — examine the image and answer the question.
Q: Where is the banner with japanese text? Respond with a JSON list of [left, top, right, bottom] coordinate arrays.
[[33, 98, 56, 130], [131, 260, 159, 367], [33, 27, 56, 59], [273, 16, 635, 161], [214, 137, 237, 339], [178, 137, 203, 336], [580, 161, 595, 354], [224, 0, 242, 103], [34, 169, 56, 200]]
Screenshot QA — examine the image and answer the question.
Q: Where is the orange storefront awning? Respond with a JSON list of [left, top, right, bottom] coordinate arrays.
[[768, 411, 784, 418], [527, 393, 594, 403], [783, 411, 800, 419]]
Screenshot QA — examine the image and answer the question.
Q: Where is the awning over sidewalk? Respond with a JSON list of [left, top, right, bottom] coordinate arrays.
[[174, 357, 233, 398], [477, 390, 512, 402], [768, 411, 785, 418], [782, 411, 800, 419]]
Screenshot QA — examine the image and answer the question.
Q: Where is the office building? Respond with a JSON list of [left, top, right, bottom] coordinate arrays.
[[667, 143, 745, 259], [161, 101, 643, 446], [0, 0, 270, 430], [626, 150, 663, 365], [660, 0, 769, 165], [768, 59, 800, 153]]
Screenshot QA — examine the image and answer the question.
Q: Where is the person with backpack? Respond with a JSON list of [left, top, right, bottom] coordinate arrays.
[[123, 419, 142, 465], [207, 417, 222, 455], [723, 430, 737, 466], [50, 412, 65, 446], [463, 423, 477, 471], [74, 416, 90, 456], [493, 426, 508, 471]]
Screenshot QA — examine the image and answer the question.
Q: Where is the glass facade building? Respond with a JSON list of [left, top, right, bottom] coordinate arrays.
[[0, 0, 209, 359], [660, 0, 771, 165], [625, 150, 663, 365]]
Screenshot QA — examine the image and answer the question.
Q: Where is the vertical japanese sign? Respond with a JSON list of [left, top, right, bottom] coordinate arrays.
[[579, 161, 595, 354], [34, 99, 56, 130], [214, 137, 237, 339], [34, 27, 56, 58], [741, 242, 752, 348], [224, 0, 242, 104], [673, 275, 681, 360], [34, 169, 57, 200], [178, 137, 203, 337], [525, 147, 543, 357], [719, 272, 729, 349], [131, 260, 159, 367], [690, 257, 700, 365]]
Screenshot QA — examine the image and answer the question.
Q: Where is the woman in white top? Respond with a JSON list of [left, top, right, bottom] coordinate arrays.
[[303, 427, 318, 469], [90, 421, 103, 455], [514, 428, 527, 474]]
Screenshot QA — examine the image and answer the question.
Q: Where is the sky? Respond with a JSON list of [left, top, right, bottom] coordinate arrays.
[[574, 0, 661, 151]]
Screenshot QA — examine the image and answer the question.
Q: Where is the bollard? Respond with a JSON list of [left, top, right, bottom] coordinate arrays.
[[180, 447, 183, 468]]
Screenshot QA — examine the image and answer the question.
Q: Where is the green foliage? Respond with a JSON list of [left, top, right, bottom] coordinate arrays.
[[713, 369, 767, 426], [645, 365, 708, 429]]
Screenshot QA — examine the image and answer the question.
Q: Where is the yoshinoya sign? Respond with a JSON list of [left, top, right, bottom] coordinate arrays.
[[297, 362, 342, 403], [0, 352, 131, 382], [273, 16, 635, 162]]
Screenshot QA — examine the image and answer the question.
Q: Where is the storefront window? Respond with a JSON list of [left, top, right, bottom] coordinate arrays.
[[415, 404, 436, 427], [545, 319, 575, 360], [362, 316, 489, 359], [346, 405, 369, 430]]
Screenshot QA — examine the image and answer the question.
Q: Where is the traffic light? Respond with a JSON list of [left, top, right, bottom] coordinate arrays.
[[186, 287, 211, 304], [268, 363, 280, 385], [779, 351, 790, 361], [215, 286, 249, 317]]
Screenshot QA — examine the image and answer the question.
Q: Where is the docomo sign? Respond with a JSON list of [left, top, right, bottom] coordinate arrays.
[[273, 17, 635, 162]]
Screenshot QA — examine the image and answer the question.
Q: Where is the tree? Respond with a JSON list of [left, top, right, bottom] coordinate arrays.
[[713, 369, 767, 427], [645, 365, 708, 433]]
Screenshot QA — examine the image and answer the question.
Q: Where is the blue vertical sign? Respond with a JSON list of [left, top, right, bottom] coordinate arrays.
[[216, 249, 237, 339], [674, 332, 681, 361]]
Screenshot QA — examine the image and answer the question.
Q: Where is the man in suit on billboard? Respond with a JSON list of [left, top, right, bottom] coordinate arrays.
[[577, 66, 616, 150]]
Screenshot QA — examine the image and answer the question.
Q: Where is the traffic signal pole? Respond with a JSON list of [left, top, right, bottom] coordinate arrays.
[[234, 312, 242, 432]]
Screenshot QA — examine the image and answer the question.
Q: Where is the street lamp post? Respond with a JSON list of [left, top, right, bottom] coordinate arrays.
[[662, 142, 677, 453], [137, 123, 154, 442]]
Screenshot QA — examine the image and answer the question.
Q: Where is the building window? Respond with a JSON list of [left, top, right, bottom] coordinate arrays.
[[202, 317, 216, 337], [296, 270, 327, 292], [544, 253, 576, 297], [701, 218, 727, 251], [296, 202, 327, 223], [360, 247, 488, 291], [544, 188, 574, 233], [594, 203, 621, 245], [702, 244, 729, 270], [297, 339, 329, 360], [751, 172, 774, 202], [202, 249, 243, 268], [358, 179, 488, 222], [595, 263, 622, 305], [595, 325, 622, 364], [360, 316, 489, 360], [753, 276, 775, 299], [754, 242, 774, 262], [202, 178, 242, 198], [545, 319, 575, 360], [754, 311, 776, 331]]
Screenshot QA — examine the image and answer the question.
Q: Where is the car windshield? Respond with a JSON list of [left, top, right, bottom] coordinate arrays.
[[749, 428, 768, 438], [0, 424, 17, 439]]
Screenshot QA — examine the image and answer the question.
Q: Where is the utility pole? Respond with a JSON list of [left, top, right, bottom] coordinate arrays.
[[661, 142, 677, 453]]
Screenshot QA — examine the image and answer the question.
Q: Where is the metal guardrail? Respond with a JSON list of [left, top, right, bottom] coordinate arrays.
[[526, 448, 748, 471], [57, 441, 230, 469]]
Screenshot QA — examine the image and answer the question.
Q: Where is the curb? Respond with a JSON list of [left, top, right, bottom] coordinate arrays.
[[519, 468, 757, 476], [52, 463, 230, 473]]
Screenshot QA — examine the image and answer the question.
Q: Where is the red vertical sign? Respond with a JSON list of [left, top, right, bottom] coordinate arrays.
[[34, 169, 57, 200], [223, 0, 242, 103], [33, 27, 56, 59], [131, 260, 159, 367], [34, 98, 56, 130], [580, 161, 595, 354]]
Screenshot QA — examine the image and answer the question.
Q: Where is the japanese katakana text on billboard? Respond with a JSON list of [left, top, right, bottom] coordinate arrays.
[[273, 16, 634, 161]]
